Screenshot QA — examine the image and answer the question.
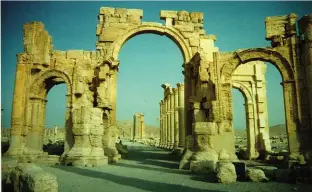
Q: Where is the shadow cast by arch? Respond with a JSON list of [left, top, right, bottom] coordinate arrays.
[[112, 162, 190, 175], [52, 165, 224, 192]]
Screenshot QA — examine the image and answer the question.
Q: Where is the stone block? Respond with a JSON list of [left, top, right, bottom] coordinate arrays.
[[190, 12, 204, 23], [110, 22, 129, 29], [99, 28, 123, 42], [115, 8, 128, 17], [247, 168, 269, 182], [193, 122, 218, 135], [72, 124, 90, 135], [160, 10, 178, 19], [190, 160, 216, 173], [91, 51, 97, 60], [189, 37, 199, 47], [11, 163, 58, 192], [255, 166, 278, 179], [67, 50, 84, 59], [128, 9, 143, 17], [127, 15, 141, 24], [100, 7, 115, 15], [216, 162, 237, 183], [174, 24, 194, 32]]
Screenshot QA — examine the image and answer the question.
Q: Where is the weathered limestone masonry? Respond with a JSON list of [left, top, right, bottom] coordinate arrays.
[[160, 83, 185, 153], [217, 13, 312, 163], [132, 113, 145, 141], [161, 63, 271, 160], [5, 6, 312, 168], [299, 15, 312, 161], [232, 61, 271, 159], [160, 84, 174, 149]]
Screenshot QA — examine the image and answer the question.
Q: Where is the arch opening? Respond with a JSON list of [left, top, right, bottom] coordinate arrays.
[[115, 33, 184, 143], [230, 60, 289, 161], [111, 25, 191, 64], [25, 70, 73, 157]]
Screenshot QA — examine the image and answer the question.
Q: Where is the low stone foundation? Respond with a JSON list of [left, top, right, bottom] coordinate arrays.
[[2, 162, 58, 192]]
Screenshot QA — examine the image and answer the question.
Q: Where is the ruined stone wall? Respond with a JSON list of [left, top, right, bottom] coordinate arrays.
[[6, 7, 311, 168], [217, 13, 312, 160]]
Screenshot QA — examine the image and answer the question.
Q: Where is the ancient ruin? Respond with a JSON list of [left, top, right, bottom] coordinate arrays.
[[159, 83, 185, 154], [231, 61, 271, 159], [132, 113, 145, 141], [4, 7, 312, 172], [160, 61, 271, 160]]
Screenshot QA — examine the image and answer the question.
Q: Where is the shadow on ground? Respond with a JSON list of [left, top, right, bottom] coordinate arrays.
[[53, 165, 224, 192], [52, 142, 224, 191], [111, 142, 189, 175]]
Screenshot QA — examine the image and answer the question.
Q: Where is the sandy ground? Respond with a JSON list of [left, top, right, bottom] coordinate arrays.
[[39, 142, 312, 192]]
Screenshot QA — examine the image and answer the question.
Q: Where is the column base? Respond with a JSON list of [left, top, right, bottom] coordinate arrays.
[[4, 147, 24, 158], [171, 148, 184, 156], [190, 150, 219, 173], [179, 149, 193, 170]]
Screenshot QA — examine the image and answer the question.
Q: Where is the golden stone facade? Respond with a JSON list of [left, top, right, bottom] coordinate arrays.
[[5, 7, 312, 167]]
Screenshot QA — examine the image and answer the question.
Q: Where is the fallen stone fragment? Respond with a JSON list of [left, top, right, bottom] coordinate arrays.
[[247, 168, 269, 182], [216, 162, 237, 183]]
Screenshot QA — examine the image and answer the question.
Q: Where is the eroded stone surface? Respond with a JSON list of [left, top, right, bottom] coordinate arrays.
[[247, 168, 269, 182], [216, 162, 237, 183], [5, 6, 312, 169]]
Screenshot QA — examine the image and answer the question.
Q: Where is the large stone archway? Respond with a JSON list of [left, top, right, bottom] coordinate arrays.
[[219, 48, 299, 156], [6, 8, 312, 168]]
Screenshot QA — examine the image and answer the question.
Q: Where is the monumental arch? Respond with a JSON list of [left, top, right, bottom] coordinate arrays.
[[5, 7, 312, 168]]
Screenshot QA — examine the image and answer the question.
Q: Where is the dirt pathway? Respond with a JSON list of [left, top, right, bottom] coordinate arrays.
[[40, 142, 312, 192]]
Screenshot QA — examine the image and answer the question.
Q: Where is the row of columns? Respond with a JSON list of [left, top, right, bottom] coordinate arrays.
[[159, 83, 185, 150], [132, 113, 145, 141]]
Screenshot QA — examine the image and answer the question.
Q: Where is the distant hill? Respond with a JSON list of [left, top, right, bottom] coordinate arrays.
[[234, 124, 286, 137], [269, 124, 286, 135], [117, 120, 159, 139]]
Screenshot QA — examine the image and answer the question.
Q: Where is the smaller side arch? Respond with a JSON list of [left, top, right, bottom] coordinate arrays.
[[232, 81, 253, 104], [29, 69, 73, 97], [221, 48, 294, 82]]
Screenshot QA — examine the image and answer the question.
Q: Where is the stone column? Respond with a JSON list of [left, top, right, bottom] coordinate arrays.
[[54, 124, 58, 142], [245, 102, 257, 159], [109, 66, 119, 125], [177, 83, 185, 148], [64, 94, 74, 155], [173, 88, 179, 149], [163, 100, 167, 148], [281, 81, 300, 156], [254, 64, 271, 153], [160, 100, 164, 147], [6, 62, 29, 157], [166, 96, 171, 149], [65, 107, 107, 166], [24, 97, 46, 155], [299, 15, 312, 125], [39, 100, 47, 148], [170, 91, 175, 149], [139, 114, 145, 140], [133, 114, 139, 141]]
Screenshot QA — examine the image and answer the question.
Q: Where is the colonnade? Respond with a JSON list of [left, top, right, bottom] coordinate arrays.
[[132, 113, 145, 141], [159, 83, 185, 150]]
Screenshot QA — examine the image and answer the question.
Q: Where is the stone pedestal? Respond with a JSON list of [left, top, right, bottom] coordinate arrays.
[[189, 122, 237, 173]]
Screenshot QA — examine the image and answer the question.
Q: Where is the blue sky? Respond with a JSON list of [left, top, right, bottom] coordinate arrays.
[[1, 1, 312, 129]]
